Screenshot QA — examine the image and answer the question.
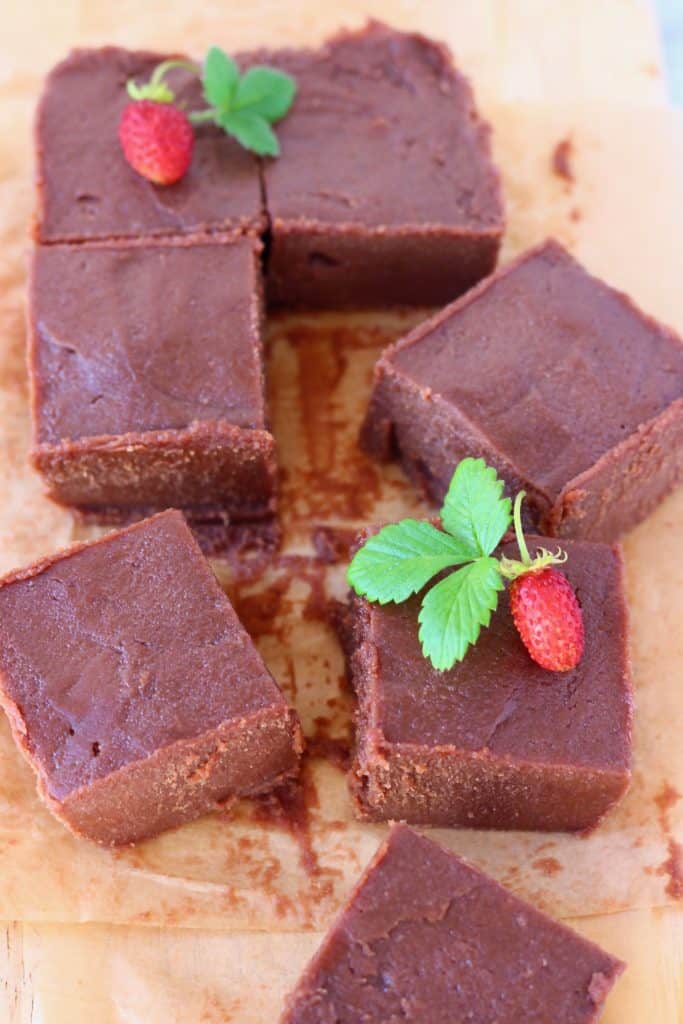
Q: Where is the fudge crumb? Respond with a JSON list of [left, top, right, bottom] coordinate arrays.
[[552, 138, 574, 183]]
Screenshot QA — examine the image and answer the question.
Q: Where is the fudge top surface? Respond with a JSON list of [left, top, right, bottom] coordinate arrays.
[[0, 510, 286, 800], [282, 825, 623, 1024], [30, 238, 266, 445], [35, 46, 263, 242], [355, 535, 632, 773], [387, 239, 683, 499], [260, 21, 504, 231]]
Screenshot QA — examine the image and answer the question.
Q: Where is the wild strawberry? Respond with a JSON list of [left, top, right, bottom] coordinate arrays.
[[500, 490, 585, 671], [118, 100, 194, 185], [509, 566, 584, 671]]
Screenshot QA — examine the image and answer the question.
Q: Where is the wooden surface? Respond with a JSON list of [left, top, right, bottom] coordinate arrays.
[[0, 1, 682, 1021]]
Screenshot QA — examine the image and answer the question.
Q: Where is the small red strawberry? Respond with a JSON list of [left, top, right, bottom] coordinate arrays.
[[509, 566, 584, 671], [500, 491, 584, 672], [118, 100, 194, 185]]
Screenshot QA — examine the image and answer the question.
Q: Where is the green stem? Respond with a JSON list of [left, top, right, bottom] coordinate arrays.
[[513, 491, 531, 565], [150, 59, 200, 86], [187, 109, 217, 124]]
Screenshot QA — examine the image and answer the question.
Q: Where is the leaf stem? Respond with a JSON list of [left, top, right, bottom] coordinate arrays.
[[150, 59, 200, 86], [513, 491, 532, 565]]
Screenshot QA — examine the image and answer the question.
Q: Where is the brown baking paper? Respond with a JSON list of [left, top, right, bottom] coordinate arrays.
[[0, 0, 681, 968], [3, 908, 683, 1024]]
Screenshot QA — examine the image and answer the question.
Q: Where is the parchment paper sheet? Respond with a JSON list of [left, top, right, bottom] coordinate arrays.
[[0, 99, 681, 930], [3, 909, 683, 1023], [0, 0, 682, 1019]]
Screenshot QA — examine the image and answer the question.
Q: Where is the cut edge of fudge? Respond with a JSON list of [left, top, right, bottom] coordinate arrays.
[[361, 237, 683, 540], [30, 420, 279, 521], [343, 525, 633, 832], [0, 510, 303, 845], [33, 46, 266, 245], [280, 824, 625, 1024], [1, 681, 302, 846], [27, 235, 279, 533]]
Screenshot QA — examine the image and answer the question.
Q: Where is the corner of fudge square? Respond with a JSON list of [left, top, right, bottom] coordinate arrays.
[[345, 530, 633, 832], [279, 825, 625, 1024], [361, 237, 683, 541], [27, 235, 277, 530], [34, 46, 264, 243], [0, 510, 302, 846]]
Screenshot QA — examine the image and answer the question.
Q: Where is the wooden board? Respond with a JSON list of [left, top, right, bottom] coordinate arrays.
[[0, 1, 681, 1021]]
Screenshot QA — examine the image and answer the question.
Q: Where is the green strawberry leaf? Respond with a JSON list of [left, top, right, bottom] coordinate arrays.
[[218, 109, 279, 156], [203, 46, 240, 110], [234, 66, 297, 122], [440, 457, 512, 558], [347, 520, 475, 605], [418, 556, 503, 670]]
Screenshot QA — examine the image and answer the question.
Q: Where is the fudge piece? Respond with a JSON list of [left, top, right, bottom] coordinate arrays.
[[28, 235, 277, 527], [261, 22, 504, 308], [0, 510, 302, 845], [280, 825, 624, 1023], [347, 533, 632, 831], [362, 239, 683, 540], [35, 47, 263, 243]]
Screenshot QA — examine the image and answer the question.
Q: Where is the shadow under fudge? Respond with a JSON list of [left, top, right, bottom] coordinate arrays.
[[0, 509, 302, 846], [29, 23, 504, 539], [343, 531, 633, 832], [361, 238, 683, 542]]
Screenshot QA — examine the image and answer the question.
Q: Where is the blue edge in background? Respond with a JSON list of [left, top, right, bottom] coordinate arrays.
[[656, 0, 683, 104]]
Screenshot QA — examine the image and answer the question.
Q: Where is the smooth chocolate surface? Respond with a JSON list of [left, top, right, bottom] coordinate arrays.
[[262, 21, 504, 307], [0, 510, 302, 845], [348, 534, 632, 831], [35, 47, 263, 243], [29, 236, 277, 521], [281, 825, 624, 1023], [362, 239, 683, 539]]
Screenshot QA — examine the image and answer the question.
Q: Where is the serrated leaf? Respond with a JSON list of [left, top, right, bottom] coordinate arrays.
[[440, 457, 512, 558], [418, 556, 503, 670], [347, 520, 474, 605], [218, 109, 279, 156], [234, 66, 297, 122], [203, 46, 240, 110]]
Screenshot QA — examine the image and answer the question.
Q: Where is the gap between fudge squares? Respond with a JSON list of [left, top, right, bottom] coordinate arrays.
[[28, 25, 505, 546]]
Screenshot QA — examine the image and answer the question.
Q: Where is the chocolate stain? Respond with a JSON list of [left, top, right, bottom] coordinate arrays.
[[248, 770, 328, 888], [229, 574, 293, 640], [311, 525, 356, 564], [532, 856, 563, 877], [552, 137, 575, 184], [306, 714, 353, 771], [271, 321, 395, 523], [654, 783, 683, 899]]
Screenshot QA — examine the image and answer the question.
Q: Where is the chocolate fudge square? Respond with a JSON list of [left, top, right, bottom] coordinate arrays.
[[0, 510, 302, 845], [347, 534, 632, 831], [262, 22, 504, 308], [35, 47, 263, 243], [29, 236, 277, 526], [362, 239, 683, 540], [280, 825, 624, 1024]]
